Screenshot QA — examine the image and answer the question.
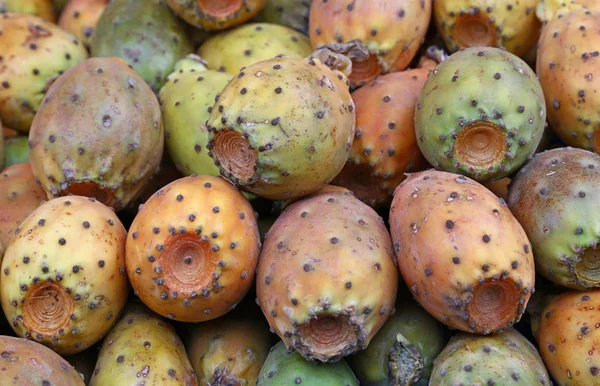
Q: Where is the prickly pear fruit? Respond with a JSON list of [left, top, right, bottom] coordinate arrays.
[[0, 335, 85, 385], [254, 0, 311, 34], [28, 57, 164, 212], [0, 13, 88, 133], [125, 175, 260, 323], [0, 127, 3, 171], [89, 303, 198, 386], [524, 277, 562, 342], [53, 0, 68, 12], [309, 0, 432, 87], [389, 170, 535, 334], [536, 0, 600, 23], [333, 69, 429, 208], [482, 177, 510, 201], [206, 51, 355, 201], [257, 340, 359, 386], [199, 22, 313, 74], [0, 0, 57, 22], [536, 9, 600, 154], [415, 47, 546, 181], [257, 186, 398, 362], [167, 0, 267, 31], [3, 136, 29, 168], [429, 328, 550, 385], [64, 345, 100, 384], [159, 55, 231, 178], [58, 0, 110, 49], [507, 148, 600, 290], [0, 196, 130, 355]]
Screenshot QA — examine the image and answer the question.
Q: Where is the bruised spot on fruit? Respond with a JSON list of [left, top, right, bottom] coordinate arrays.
[[575, 245, 600, 283], [467, 278, 519, 331], [453, 14, 497, 49], [61, 181, 115, 208], [348, 54, 381, 87], [197, 0, 243, 18], [455, 121, 506, 169], [213, 131, 257, 182], [22, 282, 74, 336], [297, 315, 356, 359]]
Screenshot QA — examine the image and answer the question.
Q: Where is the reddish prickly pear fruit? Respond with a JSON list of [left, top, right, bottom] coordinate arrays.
[[0, 0, 57, 22], [309, 0, 432, 88], [125, 175, 260, 323], [167, 0, 267, 31], [333, 69, 429, 209], [254, 0, 312, 34], [0, 196, 130, 355], [206, 50, 355, 201], [28, 57, 164, 212], [389, 170, 535, 334], [89, 303, 198, 386], [0, 335, 85, 385], [256, 186, 398, 362], [507, 148, 600, 290], [58, 0, 110, 49]]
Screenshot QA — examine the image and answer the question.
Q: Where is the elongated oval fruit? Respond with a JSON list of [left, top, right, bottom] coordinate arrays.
[[389, 170, 535, 334], [58, 0, 110, 48], [167, 0, 267, 30]]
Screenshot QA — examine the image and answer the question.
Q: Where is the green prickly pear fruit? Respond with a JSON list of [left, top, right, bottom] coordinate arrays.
[[58, 0, 110, 49], [414, 47, 546, 181], [3, 136, 29, 168], [167, 0, 267, 31], [254, 0, 311, 34], [199, 22, 313, 74], [125, 175, 260, 323], [159, 55, 231, 177], [206, 50, 355, 201], [430, 328, 550, 385], [0, 0, 57, 22], [89, 303, 198, 386], [0, 335, 85, 385], [0, 196, 130, 355], [507, 147, 600, 289], [91, 0, 194, 92], [536, 0, 600, 23], [257, 186, 398, 362], [389, 170, 535, 334], [0, 13, 88, 133], [28, 57, 164, 212]]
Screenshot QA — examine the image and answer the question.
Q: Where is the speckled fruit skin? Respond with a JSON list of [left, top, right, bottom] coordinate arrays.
[[536, 9, 600, 154], [430, 328, 550, 385], [256, 340, 359, 386], [167, 0, 267, 31], [206, 53, 355, 201], [125, 175, 260, 323], [58, 0, 110, 49], [536, 0, 600, 23], [0, 196, 130, 355], [254, 0, 311, 34], [389, 170, 535, 334], [415, 47, 546, 181], [333, 69, 429, 209], [0, 13, 88, 133], [0, 335, 85, 385], [0, 0, 57, 22], [89, 303, 198, 386], [199, 22, 313, 74], [3, 136, 30, 168], [257, 186, 398, 362], [507, 147, 600, 290], [28, 57, 164, 213]]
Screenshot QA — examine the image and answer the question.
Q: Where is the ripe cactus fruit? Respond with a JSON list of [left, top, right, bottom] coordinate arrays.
[[429, 328, 550, 385], [0, 0, 57, 22], [333, 69, 429, 208], [536, 0, 600, 23], [254, 0, 311, 34], [257, 340, 359, 386], [0, 196, 130, 355], [3, 136, 29, 168], [199, 22, 313, 74], [389, 170, 535, 334], [415, 47, 546, 181], [309, 0, 432, 87], [0, 335, 85, 385], [58, 0, 110, 49], [206, 50, 355, 201], [0, 13, 88, 133], [507, 148, 600, 289], [536, 9, 600, 154], [167, 0, 267, 31], [89, 303, 198, 386], [28, 57, 164, 212], [256, 186, 398, 362], [125, 175, 260, 323]]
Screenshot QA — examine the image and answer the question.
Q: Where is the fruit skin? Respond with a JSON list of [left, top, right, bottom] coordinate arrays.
[[89, 302, 198, 386], [53, 0, 68, 12], [0, 196, 130, 355], [0, 335, 85, 385], [0, 13, 88, 133], [257, 186, 398, 362], [429, 328, 550, 385], [206, 52, 355, 201], [536, 0, 600, 23], [3, 136, 29, 168], [0, 0, 57, 22], [536, 9, 600, 154], [167, 0, 267, 31], [256, 340, 359, 386], [415, 47, 546, 181], [507, 147, 600, 290], [389, 170, 535, 334], [253, 0, 311, 34], [199, 22, 313, 74], [333, 69, 429, 209], [159, 55, 231, 178], [58, 0, 110, 49], [125, 175, 260, 323], [64, 345, 100, 385], [28, 57, 164, 212]]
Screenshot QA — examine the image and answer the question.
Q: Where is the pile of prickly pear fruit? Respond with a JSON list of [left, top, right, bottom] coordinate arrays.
[[2, 1, 600, 385]]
